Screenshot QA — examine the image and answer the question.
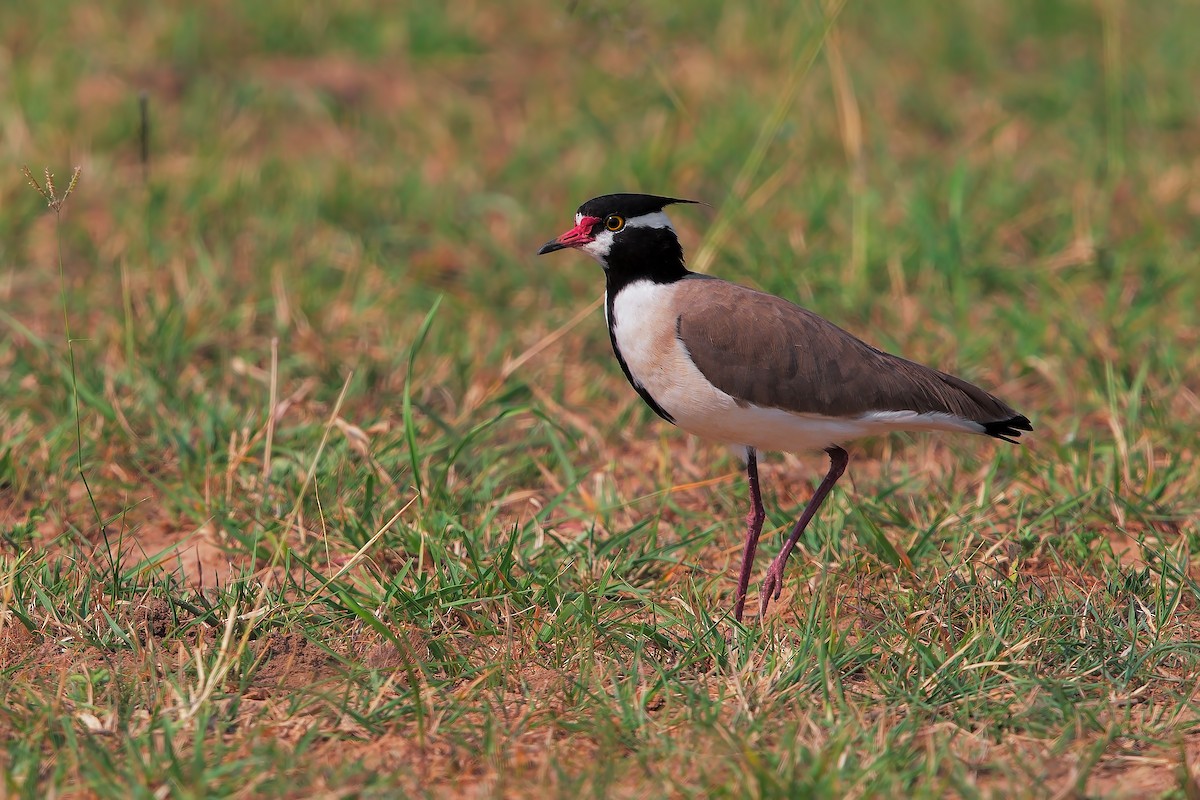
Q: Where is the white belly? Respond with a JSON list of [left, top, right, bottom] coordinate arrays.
[[609, 280, 982, 453]]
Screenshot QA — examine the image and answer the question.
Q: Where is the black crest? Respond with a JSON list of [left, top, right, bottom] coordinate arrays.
[[577, 193, 698, 219]]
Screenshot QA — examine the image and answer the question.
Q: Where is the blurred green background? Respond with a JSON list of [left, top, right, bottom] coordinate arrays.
[[3, 1, 1200, 797]]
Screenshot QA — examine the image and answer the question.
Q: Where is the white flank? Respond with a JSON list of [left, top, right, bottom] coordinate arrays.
[[858, 410, 984, 435], [611, 280, 986, 453]]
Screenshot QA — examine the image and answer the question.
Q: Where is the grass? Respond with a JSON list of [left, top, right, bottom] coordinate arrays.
[[2, 0, 1200, 797]]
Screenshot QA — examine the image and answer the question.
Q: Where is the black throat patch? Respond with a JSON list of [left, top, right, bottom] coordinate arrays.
[[601, 226, 690, 296]]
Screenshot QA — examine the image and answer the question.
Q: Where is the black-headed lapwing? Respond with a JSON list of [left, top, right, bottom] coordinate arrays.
[[537, 193, 1032, 623]]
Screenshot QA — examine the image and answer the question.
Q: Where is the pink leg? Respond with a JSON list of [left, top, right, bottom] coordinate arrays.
[[759, 446, 849, 618], [732, 447, 766, 623]]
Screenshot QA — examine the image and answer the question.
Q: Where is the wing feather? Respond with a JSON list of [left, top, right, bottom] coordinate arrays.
[[673, 275, 1029, 433]]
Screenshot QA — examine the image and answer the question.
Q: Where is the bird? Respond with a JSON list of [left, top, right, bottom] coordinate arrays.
[[537, 193, 1031, 623]]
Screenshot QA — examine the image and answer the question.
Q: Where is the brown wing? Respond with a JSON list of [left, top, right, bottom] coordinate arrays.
[[674, 275, 1027, 430]]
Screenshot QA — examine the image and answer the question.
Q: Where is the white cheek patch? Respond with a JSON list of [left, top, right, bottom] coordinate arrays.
[[581, 229, 615, 261]]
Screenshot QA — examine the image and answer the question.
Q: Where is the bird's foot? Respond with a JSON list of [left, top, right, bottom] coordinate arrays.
[[759, 556, 787, 617]]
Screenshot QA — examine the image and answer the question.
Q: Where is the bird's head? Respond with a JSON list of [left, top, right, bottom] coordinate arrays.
[[537, 193, 698, 273]]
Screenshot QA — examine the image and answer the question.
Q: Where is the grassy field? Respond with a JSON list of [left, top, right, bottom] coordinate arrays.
[[3, 1, 1200, 797]]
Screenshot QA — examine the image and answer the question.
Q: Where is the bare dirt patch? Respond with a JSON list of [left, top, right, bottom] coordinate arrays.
[[110, 517, 244, 589], [254, 631, 338, 689]]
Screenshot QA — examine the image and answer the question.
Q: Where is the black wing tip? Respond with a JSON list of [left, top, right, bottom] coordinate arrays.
[[983, 414, 1033, 444]]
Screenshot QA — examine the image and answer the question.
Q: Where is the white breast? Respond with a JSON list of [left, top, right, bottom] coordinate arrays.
[[609, 280, 983, 453]]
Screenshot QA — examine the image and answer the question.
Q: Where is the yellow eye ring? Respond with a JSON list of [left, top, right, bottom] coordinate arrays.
[[605, 214, 625, 232]]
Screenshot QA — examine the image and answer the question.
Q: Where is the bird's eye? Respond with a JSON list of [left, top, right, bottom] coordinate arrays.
[[605, 214, 625, 232]]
